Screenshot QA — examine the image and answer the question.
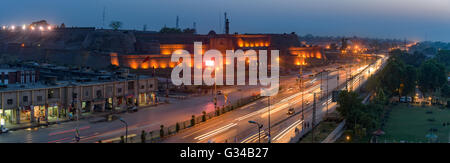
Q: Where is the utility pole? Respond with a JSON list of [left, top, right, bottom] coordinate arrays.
[[326, 71, 329, 116], [312, 92, 316, 143], [268, 96, 271, 143], [300, 63, 304, 120]]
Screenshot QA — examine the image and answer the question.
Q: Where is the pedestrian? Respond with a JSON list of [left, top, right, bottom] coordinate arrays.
[[141, 130, 147, 143], [120, 136, 125, 143]]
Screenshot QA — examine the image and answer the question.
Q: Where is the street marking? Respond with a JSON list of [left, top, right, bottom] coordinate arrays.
[[273, 119, 303, 142], [49, 126, 90, 136], [241, 130, 265, 143], [194, 123, 237, 141]]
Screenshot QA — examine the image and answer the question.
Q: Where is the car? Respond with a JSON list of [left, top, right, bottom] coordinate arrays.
[[287, 108, 295, 115], [305, 100, 310, 105], [0, 127, 8, 134], [400, 96, 406, 103], [127, 106, 138, 112]]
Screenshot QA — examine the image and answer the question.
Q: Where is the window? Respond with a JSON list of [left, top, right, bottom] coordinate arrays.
[[48, 90, 54, 98], [96, 90, 102, 98], [149, 84, 153, 88], [141, 85, 145, 89], [118, 88, 122, 93], [23, 96, 28, 103], [37, 96, 43, 102], [128, 81, 134, 90], [7, 99, 13, 105], [85, 90, 89, 97]]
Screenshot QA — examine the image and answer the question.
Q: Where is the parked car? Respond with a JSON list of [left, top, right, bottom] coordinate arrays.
[[127, 106, 138, 112], [0, 127, 8, 134], [287, 108, 295, 115], [400, 96, 406, 103]]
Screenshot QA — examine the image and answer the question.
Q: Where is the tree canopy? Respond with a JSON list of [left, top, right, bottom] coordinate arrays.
[[109, 21, 123, 30], [418, 59, 447, 95]]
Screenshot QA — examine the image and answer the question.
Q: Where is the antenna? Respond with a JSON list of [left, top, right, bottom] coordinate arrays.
[[102, 6, 106, 28], [193, 22, 196, 34], [176, 16, 179, 29]]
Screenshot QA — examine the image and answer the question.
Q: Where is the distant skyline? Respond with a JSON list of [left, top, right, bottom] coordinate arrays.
[[1, 0, 450, 42]]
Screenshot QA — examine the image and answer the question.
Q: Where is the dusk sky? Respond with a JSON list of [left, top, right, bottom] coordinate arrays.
[[1, 0, 450, 41]]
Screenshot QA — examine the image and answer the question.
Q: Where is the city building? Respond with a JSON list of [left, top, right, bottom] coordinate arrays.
[[0, 66, 157, 126]]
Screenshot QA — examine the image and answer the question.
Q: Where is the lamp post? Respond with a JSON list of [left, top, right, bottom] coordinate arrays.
[[300, 62, 305, 120], [248, 121, 263, 143], [268, 96, 271, 143], [205, 60, 217, 112], [119, 118, 128, 143]]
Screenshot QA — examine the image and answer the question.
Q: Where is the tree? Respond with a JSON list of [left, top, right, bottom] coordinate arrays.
[[374, 87, 388, 105], [159, 27, 181, 33], [418, 59, 447, 96], [159, 125, 164, 138], [441, 84, 450, 98], [379, 57, 405, 98], [109, 21, 123, 30], [140, 130, 146, 143], [336, 91, 383, 132], [190, 115, 195, 127], [336, 91, 364, 129], [402, 65, 417, 97]]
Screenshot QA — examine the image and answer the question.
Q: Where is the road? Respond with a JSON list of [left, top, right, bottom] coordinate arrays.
[[0, 66, 311, 143], [0, 55, 386, 143], [162, 55, 387, 143]]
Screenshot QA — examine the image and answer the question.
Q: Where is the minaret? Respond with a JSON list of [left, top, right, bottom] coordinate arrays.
[[176, 16, 179, 29], [224, 12, 229, 34]]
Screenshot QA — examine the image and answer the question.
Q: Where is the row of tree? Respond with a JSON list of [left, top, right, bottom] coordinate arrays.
[[337, 48, 449, 139], [366, 49, 448, 100]]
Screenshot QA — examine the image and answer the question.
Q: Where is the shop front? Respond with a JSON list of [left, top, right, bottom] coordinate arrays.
[[0, 109, 15, 126], [116, 96, 124, 110], [47, 104, 62, 122], [126, 94, 136, 106], [19, 106, 32, 124], [106, 98, 113, 111], [139, 93, 147, 105], [33, 105, 46, 122]]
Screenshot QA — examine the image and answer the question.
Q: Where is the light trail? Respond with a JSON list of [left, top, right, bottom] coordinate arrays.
[[194, 123, 237, 141]]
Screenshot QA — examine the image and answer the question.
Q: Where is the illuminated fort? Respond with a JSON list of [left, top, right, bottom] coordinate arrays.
[[112, 31, 325, 72]]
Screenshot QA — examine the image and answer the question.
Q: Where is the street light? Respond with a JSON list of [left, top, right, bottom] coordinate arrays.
[[248, 121, 263, 143], [205, 60, 218, 112], [0, 118, 4, 130], [119, 118, 128, 143]]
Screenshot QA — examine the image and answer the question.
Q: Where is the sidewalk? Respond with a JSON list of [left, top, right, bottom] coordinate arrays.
[[4, 102, 163, 132]]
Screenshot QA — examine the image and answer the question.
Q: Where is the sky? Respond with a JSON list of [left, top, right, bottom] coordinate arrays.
[[1, 0, 450, 42]]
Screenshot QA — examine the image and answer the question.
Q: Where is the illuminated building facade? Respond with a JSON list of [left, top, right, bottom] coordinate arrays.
[[114, 32, 325, 72]]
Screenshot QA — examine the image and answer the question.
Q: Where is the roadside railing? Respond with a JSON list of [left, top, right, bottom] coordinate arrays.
[[105, 94, 262, 143]]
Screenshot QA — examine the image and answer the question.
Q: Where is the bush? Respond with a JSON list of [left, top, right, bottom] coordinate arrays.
[[191, 115, 195, 127], [202, 111, 206, 122], [160, 125, 164, 138]]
